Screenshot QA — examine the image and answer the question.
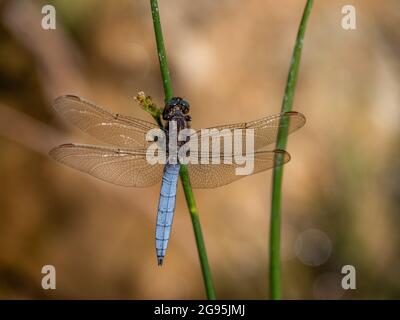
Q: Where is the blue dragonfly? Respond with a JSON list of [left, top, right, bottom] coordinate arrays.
[[50, 95, 305, 265]]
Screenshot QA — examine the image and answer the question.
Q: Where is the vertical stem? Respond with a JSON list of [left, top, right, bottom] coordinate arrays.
[[150, 0, 173, 102], [180, 165, 216, 299], [149, 0, 216, 300], [269, 0, 313, 300]]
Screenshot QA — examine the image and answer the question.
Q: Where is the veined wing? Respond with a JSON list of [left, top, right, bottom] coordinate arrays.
[[54, 95, 158, 149], [189, 111, 305, 152], [187, 149, 290, 188], [49, 143, 163, 187]]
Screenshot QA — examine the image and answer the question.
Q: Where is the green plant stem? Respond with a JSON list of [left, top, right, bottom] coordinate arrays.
[[150, 0, 173, 102], [149, 0, 216, 300], [180, 165, 216, 300], [269, 0, 313, 300]]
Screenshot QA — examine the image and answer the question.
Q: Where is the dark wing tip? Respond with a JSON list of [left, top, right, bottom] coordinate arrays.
[[283, 111, 300, 116], [49, 143, 76, 158], [54, 95, 82, 103], [58, 143, 76, 148], [274, 149, 291, 163], [283, 110, 307, 126], [53, 95, 82, 110], [157, 257, 164, 266]]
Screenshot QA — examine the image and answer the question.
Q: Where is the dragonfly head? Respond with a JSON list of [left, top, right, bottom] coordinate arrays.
[[163, 97, 191, 121]]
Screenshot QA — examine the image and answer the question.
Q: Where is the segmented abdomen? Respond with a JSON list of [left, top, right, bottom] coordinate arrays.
[[155, 163, 180, 265]]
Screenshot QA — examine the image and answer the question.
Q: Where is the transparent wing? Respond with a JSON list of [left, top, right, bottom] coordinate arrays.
[[54, 95, 158, 149], [187, 150, 290, 188], [189, 111, 305, 152], [49, 143, 163, 187]]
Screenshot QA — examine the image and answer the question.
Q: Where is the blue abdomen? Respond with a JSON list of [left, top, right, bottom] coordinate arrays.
[[155, 163, 180, 265]]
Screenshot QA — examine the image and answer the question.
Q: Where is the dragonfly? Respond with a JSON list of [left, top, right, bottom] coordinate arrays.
[[49, 95, 306, 265]]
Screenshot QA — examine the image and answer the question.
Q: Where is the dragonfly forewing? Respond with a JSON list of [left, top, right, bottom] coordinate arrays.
[[189, 111, 305, 153], [54, 95, 158, 150]]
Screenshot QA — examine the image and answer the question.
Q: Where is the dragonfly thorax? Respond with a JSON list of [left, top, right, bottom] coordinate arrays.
[[163, 97, 191, 143]]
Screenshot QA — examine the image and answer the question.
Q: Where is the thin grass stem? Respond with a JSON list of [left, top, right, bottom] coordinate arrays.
[[269, 0, 313, 300]]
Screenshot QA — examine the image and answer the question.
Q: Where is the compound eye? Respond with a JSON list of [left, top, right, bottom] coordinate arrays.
[[165, 98, 177, 109], [181, 101, 190, 114], [170, 97, 182, 106]]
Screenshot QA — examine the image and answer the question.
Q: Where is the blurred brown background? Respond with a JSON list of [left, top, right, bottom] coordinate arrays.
[[0, 0, 399, 299]]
